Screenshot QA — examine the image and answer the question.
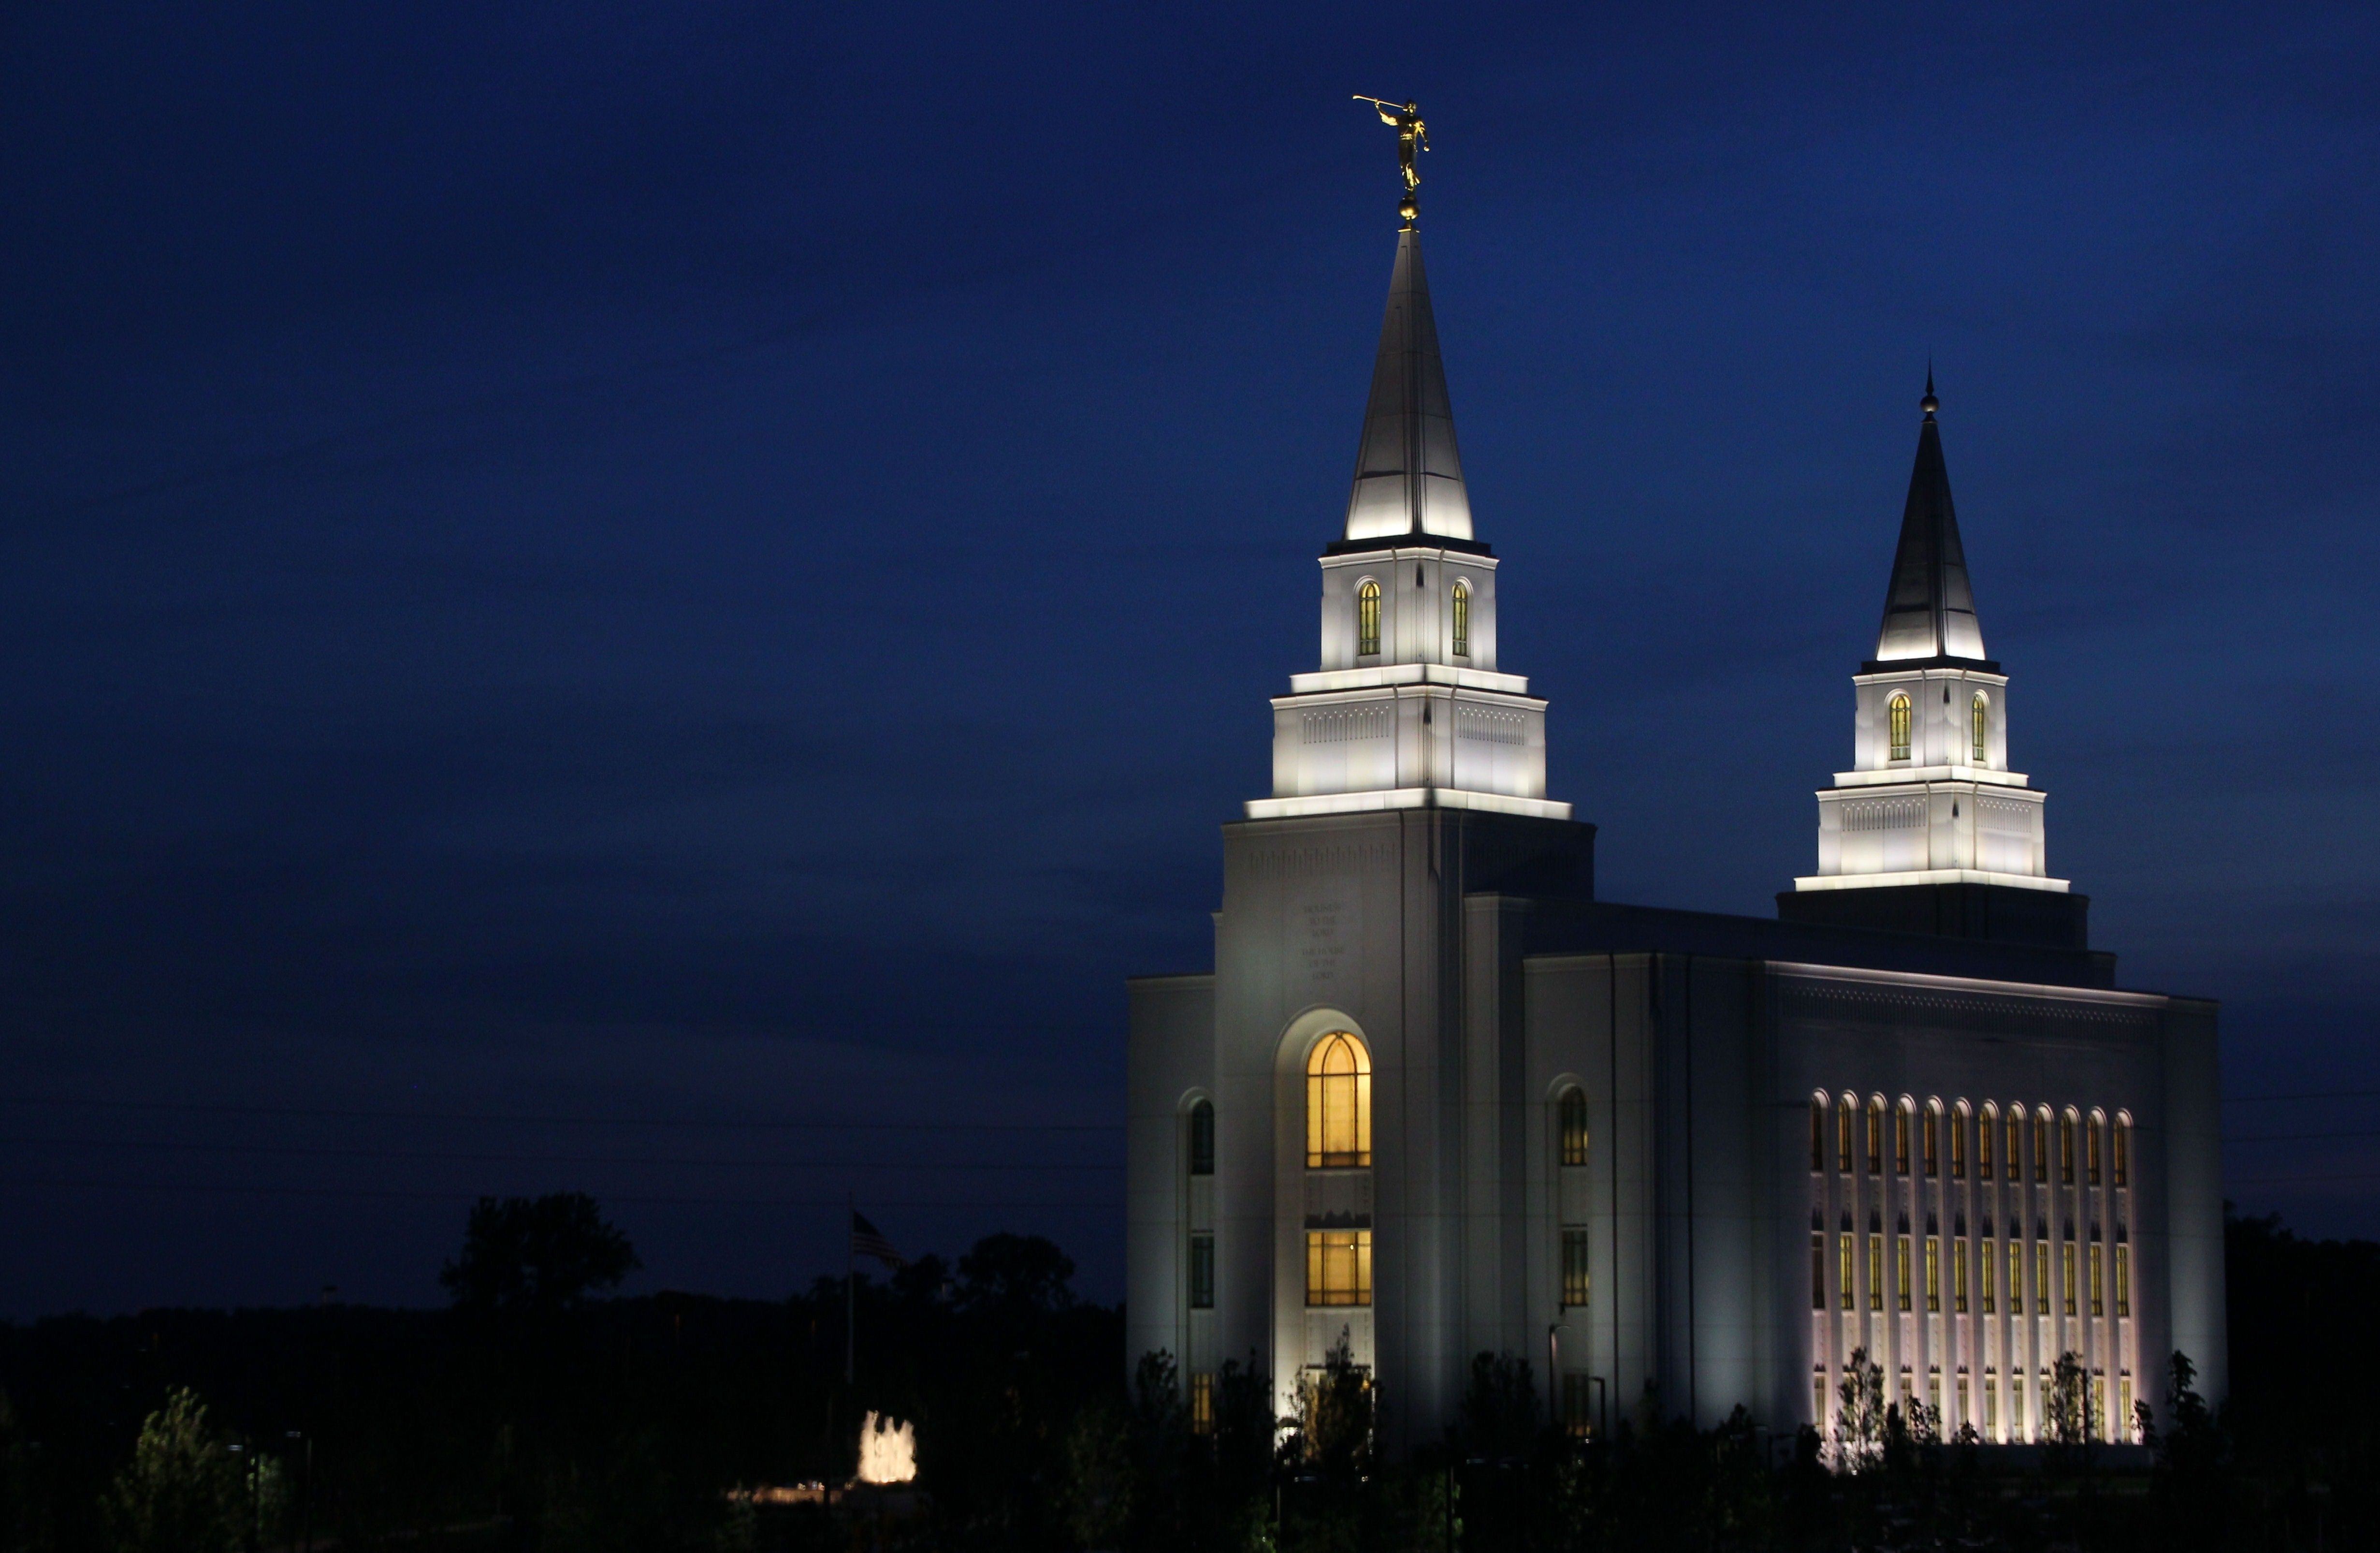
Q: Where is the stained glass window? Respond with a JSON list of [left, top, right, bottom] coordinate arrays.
[[1305, 1033, 1371, 1168], [1888, 692, 1912, 761], [1357, 580, 1381, 657], [1305, 1229, 1371, 1306], [1972, 693, 1988, 764], [1451, 580, 1470, 658], [1559, 1088, 1589, 1167]]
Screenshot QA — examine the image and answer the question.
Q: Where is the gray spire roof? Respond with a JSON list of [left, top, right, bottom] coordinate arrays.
[[1873, 380, 1988, 664], [1342, 229, 1474, 543]]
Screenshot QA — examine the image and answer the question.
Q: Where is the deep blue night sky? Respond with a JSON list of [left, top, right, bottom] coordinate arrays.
[[2, 2, 2375, 1317]]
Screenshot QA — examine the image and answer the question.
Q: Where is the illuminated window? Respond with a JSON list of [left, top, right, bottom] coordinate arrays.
[[1562, 1374, 1593, 1437], [1305, 1229, 1372, 1306], [1867, 1099, 1884, 1174], [1868, 1231, 1883, 1311], [1897, 1230, 1912, 1312], [1923, 1105, 1939, 1177], [1563, 1229, 1591, 1308], [1956, 1370, 1968, 1426], [1451, 580, 1470, 657], [1895, 1104, 1911, 1175], [1951, 1105, 1967, 1179], [2062, 1238, 2077, 1316], [1814, 1370, 1828, 1429], [2114, 1116, 2130, 1187], [1305, 1033, 1372, 1168], [1979, 1104, 1995, 1180], [2006, 1110, 2021, 1185], [1190, 1372, 1215, 1434], [2061, 1112, 2076, 1185], [2007, 1240, 2022, 1315], [2120, 1373, 2134, 1439], [1558, 1087, 1589, 1167], [2035, 1241, 2050, 1313], [1356, 580, 1381, 656], [1925, 1234, 1940, 1312], [1953, 1238, 1967, 1314], [1984, 1370, 1997, 1434], [1839, 1231, 1853, 1311], [1838, 1098, 1854, 1173], [2115, 1242, 2130, 1318], [1189, 1234, 1214, 1309], [2090, 1239, 2104, 1317], [1810, 1097, 1825, 1172], [1887, 693, 1912, 761], [1189, 1100, 1215, 1176], [1812, 1230, 1826, 1309], [2088, 1112, 2103, 1185], [2034, 1112, 2049, 1183], [1972, 693, 1988, 764], [1980, 1236, 1994, 1314]]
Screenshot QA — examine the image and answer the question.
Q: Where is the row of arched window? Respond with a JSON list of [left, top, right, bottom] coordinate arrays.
[[1883, 689, 1989, 764], [1352, 577, 1471, 659], [1810, 1094, 2130, 1188]]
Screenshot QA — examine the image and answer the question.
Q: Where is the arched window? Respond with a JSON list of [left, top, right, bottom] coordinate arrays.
[[2007, 1108, 2024, 1186], [1189, 1099, 1215, 1176], [1887, 692, 1913, 761], [1979, 1103, 1997, 1181], [1839, 1096, 1855, 1173], [1306, 1032, 1372, 1168], [1451, 580, 1471, 658], [2061, 1110, 2077, 1185], [2034, 1109, 2050, 1183], [1951, 1103, 1969, 1179], [1895, 1101, 1912, 1175], [1559, 1087, 1589, 1167], [1972, 693, 1988, 765], [1923, 1103, 1940, 1177], [1810, 1094, 1826, 1172], [1867, 1097, 1885, 1175], [1356, 580, 1382, 657], [2088, 1110, 2104, 1186], [2114, 1114, 2131, 1187]]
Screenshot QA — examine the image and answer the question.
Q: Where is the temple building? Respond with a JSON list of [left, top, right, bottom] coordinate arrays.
[[1123, 218, 2226, 1455]]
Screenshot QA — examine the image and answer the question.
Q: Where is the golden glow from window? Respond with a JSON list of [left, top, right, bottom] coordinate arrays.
[[1189, 1373, 1215, 1434], [1357, 580, 1381, 657], [1923, 1105, 1939, 1177], [1951, 1105, 1967, 1179], [1887, 692, 1912, 761], [1895, 1103, 1911, 1175], [1562, 1229, 1590, 1307], [1305, 1229, 1371, 1306], [1979, 1103, 1996, 1180], [1306, 1032, 1372, 1168], [1972, 693, 1988, 764], [1451, 579, 1470, 658], [1558, 1087, 1589, 1167]]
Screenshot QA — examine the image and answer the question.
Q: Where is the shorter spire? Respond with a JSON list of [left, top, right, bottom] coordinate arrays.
[[1873, 375, 1986, 663]]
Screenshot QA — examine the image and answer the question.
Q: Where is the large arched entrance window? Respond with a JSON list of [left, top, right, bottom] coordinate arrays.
[[1305, 1032, 1372, 1168]]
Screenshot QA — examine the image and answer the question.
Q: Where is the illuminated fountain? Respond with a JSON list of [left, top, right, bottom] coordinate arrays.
[[855, 1410, 916, 1485]]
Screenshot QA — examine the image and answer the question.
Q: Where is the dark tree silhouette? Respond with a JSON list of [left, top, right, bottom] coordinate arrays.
[[439, 1193, 640, 1314]]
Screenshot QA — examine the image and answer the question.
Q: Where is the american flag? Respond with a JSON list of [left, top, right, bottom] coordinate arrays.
[[850, 1211, 905, 1270]]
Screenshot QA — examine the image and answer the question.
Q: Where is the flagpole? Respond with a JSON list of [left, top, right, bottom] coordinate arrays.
[[845, 1189, 856, 1387]]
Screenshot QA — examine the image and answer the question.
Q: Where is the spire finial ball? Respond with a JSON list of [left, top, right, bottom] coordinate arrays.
[[1921, 364, 1938, 419]]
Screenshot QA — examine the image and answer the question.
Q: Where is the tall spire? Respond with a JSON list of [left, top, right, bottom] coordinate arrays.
[[1873, 375, 1986, 663], [1342, 230, 1474, 543]]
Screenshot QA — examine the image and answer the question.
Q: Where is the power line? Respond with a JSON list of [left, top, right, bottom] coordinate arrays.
[[0, 1095, 1119, 1133], [0, 1176, 1119, 1210], [0, 1134, 1118, 1172], [2223, 1090, 2380, 1105]]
